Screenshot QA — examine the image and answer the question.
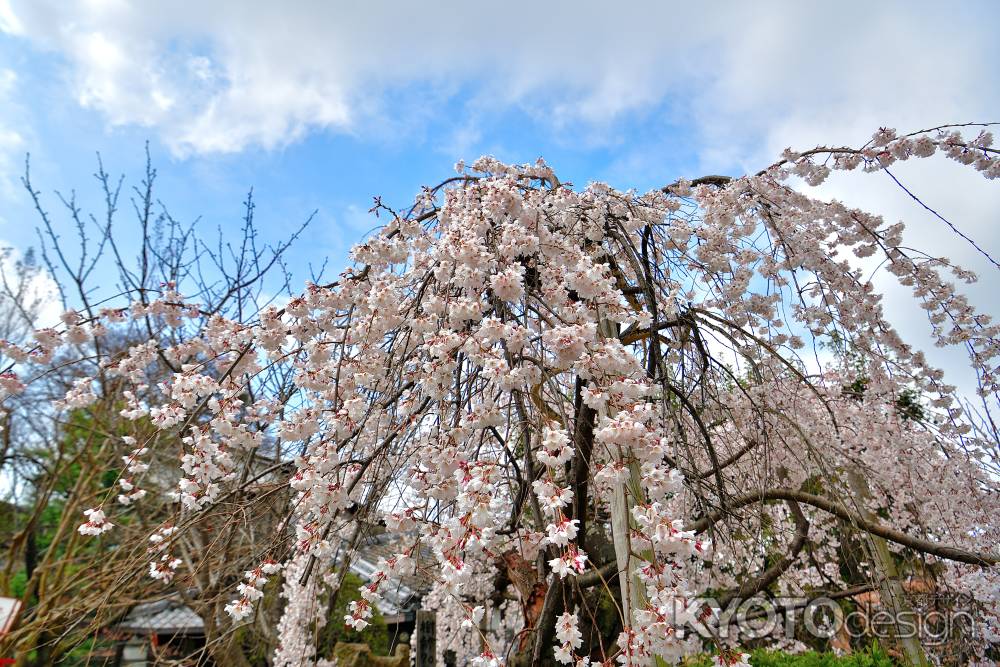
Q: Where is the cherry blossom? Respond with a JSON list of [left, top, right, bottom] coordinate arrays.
[[5, 122, 998, 664]]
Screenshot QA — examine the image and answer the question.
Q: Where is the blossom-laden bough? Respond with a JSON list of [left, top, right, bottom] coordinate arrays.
[[2, 123, 998, 666]]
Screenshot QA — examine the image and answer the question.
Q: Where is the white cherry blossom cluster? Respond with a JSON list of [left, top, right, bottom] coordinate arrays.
[[147, 524, 181, 583], [117, 436, 150, 505], [225, 560, 282, 622], [554, 611, 584, 664], [774, 126, 1000, 186], [77, 507, 112, 536]]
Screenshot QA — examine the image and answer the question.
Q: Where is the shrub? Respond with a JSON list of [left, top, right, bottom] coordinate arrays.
[[685, 644, 896, 666], [317, 572, 390, 656]]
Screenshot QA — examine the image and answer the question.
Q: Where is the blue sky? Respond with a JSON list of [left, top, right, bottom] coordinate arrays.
[[0, 26, 705, 289], [0, 1, 998, 397]]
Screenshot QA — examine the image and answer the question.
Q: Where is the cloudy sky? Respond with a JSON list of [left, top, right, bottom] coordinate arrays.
[[0, 0, 998, 392]]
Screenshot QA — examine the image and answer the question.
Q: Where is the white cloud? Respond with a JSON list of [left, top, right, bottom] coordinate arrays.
[[0, 0, 21, 34], [0, 241, 61, 330], [2, 1, 996, 161], [0, 67, 26, 198]]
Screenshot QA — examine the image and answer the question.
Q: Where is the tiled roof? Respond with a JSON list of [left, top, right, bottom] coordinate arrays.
[[117, 597, 204, 635], [355, 530, 436, 592], [348, 530, 436, 615], [116, 530, 435, 632]]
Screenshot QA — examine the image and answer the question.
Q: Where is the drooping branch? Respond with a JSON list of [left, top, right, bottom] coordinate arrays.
[[685, 489, 997, 567]]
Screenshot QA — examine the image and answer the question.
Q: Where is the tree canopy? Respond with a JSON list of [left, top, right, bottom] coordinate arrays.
[[1, 124, 998, 666]]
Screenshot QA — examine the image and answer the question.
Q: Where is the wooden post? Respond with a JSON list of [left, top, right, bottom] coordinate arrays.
[[414, 610, 436, 667], [610, 473, 640, 625], [847, 471, 928, 667], [600, 316, 668, 664]]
